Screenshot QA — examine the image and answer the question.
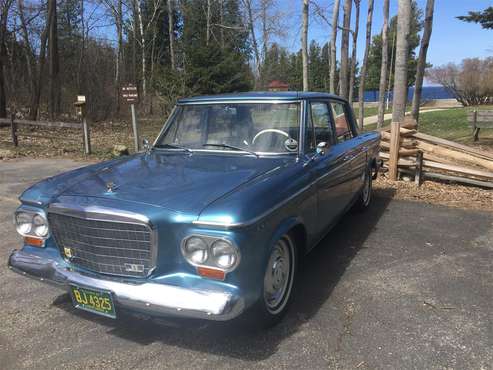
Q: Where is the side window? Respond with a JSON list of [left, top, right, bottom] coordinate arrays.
[[330, 101, 353, 142], [306, 102, 333, 151]]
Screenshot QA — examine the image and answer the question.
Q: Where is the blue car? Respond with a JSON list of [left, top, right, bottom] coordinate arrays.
[[8, 92, 380, 326]]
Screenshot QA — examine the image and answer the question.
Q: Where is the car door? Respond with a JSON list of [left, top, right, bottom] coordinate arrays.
[[329, 99, 368, 197], [305, 100, 354, 235]]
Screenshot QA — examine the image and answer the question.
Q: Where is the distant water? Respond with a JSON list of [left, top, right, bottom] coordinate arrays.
[[363, 86, 455, 102]]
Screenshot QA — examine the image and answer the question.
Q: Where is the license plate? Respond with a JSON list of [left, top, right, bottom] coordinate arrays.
[[70, 285, 116, 319]]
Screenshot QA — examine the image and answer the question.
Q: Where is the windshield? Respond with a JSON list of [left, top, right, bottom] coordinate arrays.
[[156, 102, 301, 154]]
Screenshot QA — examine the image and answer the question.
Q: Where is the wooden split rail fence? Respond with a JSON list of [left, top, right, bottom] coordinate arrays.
[[379, 119, 493, 189], [0, 114, 91, 154]]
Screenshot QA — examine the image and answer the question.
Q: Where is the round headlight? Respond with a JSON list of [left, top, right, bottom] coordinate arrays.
[[183, 237, 208, 264], [32, 214, 49, 237], [211, 240, 238, 270], [15, 212, 33, 235]]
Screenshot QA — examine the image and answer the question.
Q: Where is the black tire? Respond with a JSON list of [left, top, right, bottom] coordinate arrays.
[[245, 233, 297, 329], [353, 165, 373, 212]]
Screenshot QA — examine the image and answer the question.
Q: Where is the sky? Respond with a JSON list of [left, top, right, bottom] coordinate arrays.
[[280, 0, 493, 67]]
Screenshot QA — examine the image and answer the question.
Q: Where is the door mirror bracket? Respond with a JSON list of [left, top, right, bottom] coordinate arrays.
[[303, 142, 329, 167]]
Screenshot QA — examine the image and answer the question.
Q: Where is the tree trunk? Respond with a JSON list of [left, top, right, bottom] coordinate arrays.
[[377, 0, 389, 128], [115, 0, 123, 113], [206, 0, 211, 46], [357, 0, 374, 130], [301, 0, 309, 91], [391, 0, 411, 124], [136, 0, 146, 97], [348, 0, 360, 103], [244, 0, 261, 87], [329, 0, 340, 94], [31, 0, 53, 121], [411, 0, 434, 123], [0, 0, 13, 118], [339, 0, 352, 99], [168, 0, 176, 70], [48, 0, 60, 120], [77, 0, 85, 94], [17, 0, 37, 115]]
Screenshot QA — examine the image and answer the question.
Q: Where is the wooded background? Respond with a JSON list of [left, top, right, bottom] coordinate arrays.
[[0, 0, 489, 125]]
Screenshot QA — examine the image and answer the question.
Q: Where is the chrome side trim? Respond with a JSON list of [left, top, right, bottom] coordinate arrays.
[[8, 250, 244, 321], [47, 203, 158, 278]]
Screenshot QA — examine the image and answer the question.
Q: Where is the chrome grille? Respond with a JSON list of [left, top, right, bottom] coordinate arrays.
[[48, 213, 155, 277]]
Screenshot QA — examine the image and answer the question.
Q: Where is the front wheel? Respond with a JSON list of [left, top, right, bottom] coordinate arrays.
[[247, 233, 297, 328]]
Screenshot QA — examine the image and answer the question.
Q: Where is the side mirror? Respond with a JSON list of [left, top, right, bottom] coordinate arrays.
[[316, 141, 329, 155], [142, 138, 151, 153]]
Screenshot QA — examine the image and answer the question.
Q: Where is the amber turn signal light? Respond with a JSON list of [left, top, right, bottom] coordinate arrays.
[[24, 236, 44, 247], [197, 266, 225, 280]]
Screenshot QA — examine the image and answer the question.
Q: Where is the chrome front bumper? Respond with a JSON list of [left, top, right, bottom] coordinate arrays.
[[8, 249, 244, 321]]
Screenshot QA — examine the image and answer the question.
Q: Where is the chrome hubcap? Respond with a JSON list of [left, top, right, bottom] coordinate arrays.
[[264, 237, 293, 313], [362, 169, 371, 205]]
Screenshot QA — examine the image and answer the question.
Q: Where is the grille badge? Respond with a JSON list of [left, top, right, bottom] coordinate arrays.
[[124, 263, 145, 273]]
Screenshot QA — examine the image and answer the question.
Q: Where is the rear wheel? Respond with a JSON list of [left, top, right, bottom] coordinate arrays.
[[354, 165, 373, 211]]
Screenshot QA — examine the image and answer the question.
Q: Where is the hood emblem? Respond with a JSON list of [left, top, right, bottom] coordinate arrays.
[[106, 181, 117, 193]]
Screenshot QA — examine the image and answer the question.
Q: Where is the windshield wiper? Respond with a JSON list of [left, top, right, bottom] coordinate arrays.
[[202, 143, 259, 158], [155, 143, 193, 153]]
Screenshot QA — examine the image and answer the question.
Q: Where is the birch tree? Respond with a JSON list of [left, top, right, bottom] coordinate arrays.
[[411, 0, 434, 122], [392, 0, 411, 123], [357, 0, 374, 129], [339, 0, 352, 99], [348, 0, 360, 103], [301, 0, 309, 91], [377, 0, 389, 128], [329, 0, 340, 94]]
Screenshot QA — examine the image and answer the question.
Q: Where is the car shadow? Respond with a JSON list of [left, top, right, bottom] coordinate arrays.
[[52, 190, 395, 361]]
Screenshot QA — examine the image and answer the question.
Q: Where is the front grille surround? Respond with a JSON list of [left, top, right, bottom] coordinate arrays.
[[48, 208, 157, 278]]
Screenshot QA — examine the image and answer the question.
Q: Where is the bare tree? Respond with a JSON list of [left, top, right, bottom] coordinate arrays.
[[377, 0, 389, 128], [31, 0, 53, 120], [17, 0, 37, 115], [168, 0, 175, 70], [339, 0, 352, 99], [428, 58, 493, 106], [243, 0, 261, 85], [391, 0, 411, 124], [0, 0, 14, 117], [329, 0, 340, 94], [357, 0, 374, 129], [411, 0, 434, 122], [47, 0, 60, 119], [348, 0, 360, 103], [301, 0, 309, 91]]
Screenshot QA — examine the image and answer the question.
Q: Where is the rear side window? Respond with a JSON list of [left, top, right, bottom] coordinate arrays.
[[330, 101, 353, 142]]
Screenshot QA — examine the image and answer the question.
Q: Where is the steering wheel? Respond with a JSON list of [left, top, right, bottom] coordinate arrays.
[[252, 129, 290, 144]]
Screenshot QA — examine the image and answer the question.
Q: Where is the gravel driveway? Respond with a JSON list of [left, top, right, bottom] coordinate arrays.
[[1, 158, 492, 369]]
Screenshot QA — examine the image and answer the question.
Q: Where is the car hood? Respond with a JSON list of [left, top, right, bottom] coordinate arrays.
[[48, 152, 289, 214]]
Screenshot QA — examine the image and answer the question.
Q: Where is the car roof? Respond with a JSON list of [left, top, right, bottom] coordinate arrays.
[[177, 91, 346, 104]]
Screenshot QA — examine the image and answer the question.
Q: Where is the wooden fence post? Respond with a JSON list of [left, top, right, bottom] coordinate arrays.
[[415, 151, 423, 187], [10, 113, 18, 146], [472, 110, 480, 142], [388, 122, 401, 180], [131, 103, 139, 152], [82, 115, 91, 155]]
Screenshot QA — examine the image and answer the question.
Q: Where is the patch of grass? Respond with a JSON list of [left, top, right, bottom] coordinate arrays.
[[418, 107, 493, 149], [353, 106, 392, 118], [362, 106, 493, 151]]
